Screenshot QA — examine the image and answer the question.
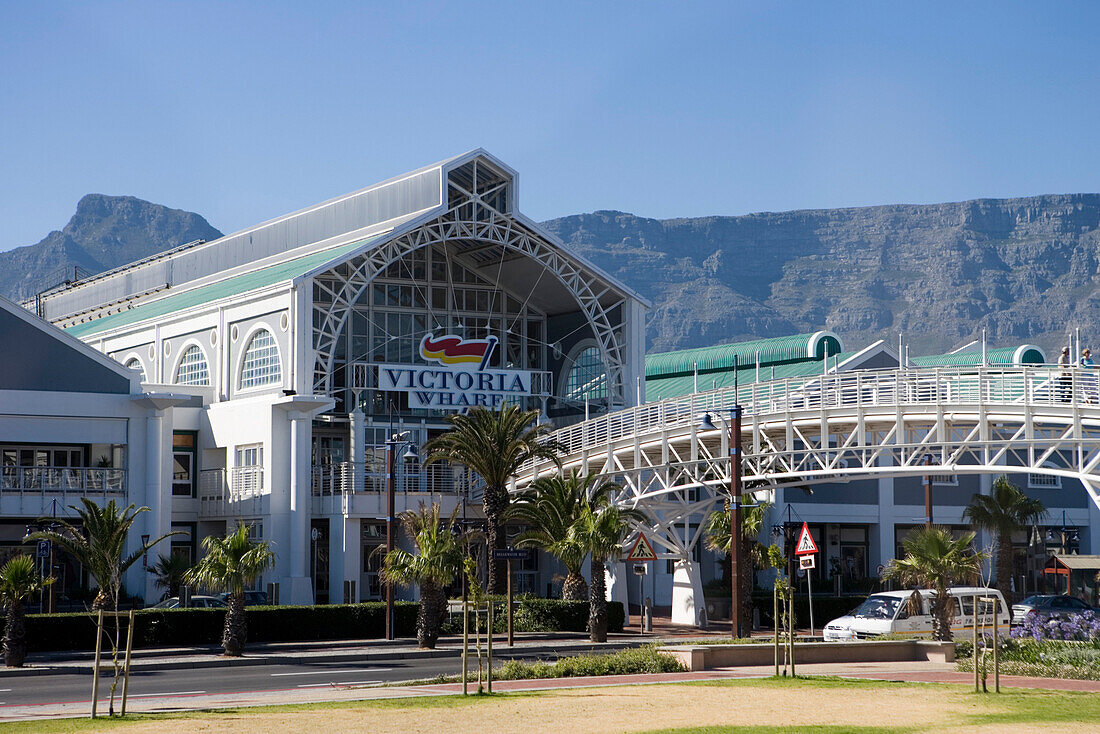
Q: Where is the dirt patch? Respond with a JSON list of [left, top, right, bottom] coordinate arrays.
[[106, 681, 1033, 734]]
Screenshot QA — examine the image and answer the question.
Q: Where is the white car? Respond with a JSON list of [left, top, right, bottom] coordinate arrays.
[[823, 586, 1008, 641]]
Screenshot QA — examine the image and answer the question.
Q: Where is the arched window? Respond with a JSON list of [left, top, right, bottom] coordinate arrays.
[[565, 346, 607, 400], [124, 358, 146, 382], [240, 329, 281, 389], [175, 345, 210, 386]]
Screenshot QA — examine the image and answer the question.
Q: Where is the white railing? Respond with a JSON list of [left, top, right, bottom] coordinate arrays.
[[311, 462, 479, 498], [535, 364, 1090, 461], [198, 467, 265, 517], [1, 466, 126, 495]]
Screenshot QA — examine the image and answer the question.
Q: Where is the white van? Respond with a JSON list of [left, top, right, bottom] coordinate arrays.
[[822, 586, 1009, 641]]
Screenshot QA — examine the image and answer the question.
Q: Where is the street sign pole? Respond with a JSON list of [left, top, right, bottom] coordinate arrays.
[[806, 561, 814, 637]]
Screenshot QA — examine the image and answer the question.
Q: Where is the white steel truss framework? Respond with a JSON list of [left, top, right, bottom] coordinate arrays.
[[311, 195, 630, 405], [515, 366, 1100, 559]]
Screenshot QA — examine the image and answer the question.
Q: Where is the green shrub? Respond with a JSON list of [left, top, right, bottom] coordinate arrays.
[[441, 599, 624, 635], [24, 602, 420, 652], [497, 644, 684, 680]]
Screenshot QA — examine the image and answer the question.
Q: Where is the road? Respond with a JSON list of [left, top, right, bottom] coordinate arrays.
[[0, 652, 551, 710]]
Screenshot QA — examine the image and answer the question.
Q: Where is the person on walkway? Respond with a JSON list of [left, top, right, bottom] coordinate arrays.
[[1080, 349, 1096, 403], [1058, 347, 1072, 403]]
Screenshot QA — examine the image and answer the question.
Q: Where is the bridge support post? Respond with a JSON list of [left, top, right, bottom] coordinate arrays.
[[671, 559, 706, 627], [605, 561, 630, 626]]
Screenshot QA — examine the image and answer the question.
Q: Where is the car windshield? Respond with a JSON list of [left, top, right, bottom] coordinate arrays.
[[852, 595, 903, 619], [1018, 596, 1047, 607]]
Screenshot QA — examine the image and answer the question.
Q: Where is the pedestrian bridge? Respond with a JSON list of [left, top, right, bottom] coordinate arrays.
[[514, 365, 1100, 623]]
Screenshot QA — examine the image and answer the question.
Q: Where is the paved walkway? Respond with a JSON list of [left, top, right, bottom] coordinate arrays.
[[3, 658, 1097, 723]]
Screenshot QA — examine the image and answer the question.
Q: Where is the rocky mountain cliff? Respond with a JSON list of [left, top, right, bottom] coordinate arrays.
[[0, 195, 221, 303], [543, 195, 1100, 355], [7, 192, 1100, 358]]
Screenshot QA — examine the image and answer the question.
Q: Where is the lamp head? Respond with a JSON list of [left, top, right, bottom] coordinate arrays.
[[697, 412, 719, 431], [402, 444, 419, 461]]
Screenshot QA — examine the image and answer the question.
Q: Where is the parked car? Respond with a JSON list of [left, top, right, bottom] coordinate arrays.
[[150, 595, 227, 609], [215, 590, 269, 606], [823, 586, 1009, 641], [1011, 594, 1096, 625]]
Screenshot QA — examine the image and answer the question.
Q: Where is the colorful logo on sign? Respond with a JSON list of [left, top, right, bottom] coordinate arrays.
[[419, 334, 498, 370]]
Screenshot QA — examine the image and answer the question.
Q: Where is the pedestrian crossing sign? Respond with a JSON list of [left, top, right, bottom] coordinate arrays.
[[625, 534, 658, 562], [794, 522, 818, 555]]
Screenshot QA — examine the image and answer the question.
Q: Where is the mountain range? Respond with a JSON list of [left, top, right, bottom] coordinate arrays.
[[6, 192, 1100, 357]]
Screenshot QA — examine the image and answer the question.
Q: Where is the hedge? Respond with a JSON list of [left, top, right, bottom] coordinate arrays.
[[24, 598, 624, 652], [444, 598, 624, 635]]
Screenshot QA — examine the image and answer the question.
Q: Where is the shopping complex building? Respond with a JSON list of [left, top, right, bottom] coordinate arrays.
[[7, 150, 1099, 619]]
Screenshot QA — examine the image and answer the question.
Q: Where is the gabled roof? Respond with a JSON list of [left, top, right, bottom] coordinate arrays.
[[65, 237, 376, 338], [1, 296, 137, 393]]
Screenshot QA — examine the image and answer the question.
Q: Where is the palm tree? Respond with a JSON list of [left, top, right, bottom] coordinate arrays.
[[28, 499, 177, 610], [380, 503, 467, 649], [149, 553, 191, 600], [885, 526, 986, 641], [0, 556, 53, 667], [964, 475, 1046, 603], [185, 524, 274, 657], [704, 500, 772, 634], [423, 404, 563, 594], [569, 482, 646, 643], [508, 470, 618, 600]]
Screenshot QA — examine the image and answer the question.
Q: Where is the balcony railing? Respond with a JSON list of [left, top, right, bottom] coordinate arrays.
[[198, 467, 265, 517], [311, 462, 479, 498], [1, 466, 125, 495]]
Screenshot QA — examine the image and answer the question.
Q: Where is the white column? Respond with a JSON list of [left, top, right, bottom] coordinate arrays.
[[671, 559, 706, 627], [285, 412, 315, 604], [329, 517, 361, 603], [350, 407, 365, 494], [605, 560, 630, 625], [141, 410, 165, 603]]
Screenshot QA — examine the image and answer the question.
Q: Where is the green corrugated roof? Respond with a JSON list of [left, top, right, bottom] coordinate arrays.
[[64, 238, 377, 338], [645, 332, 842, 379], [645, 352, 856, 401], [910, 346, 1045, 367]]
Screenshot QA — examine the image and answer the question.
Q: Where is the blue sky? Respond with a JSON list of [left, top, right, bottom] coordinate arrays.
[[2, 1, 1099, 252]]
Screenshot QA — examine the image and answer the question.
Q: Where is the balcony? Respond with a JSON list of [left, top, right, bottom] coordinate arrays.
[[311, 462, 478, 516], [0, 466, 126, 516], [198, 467, 266, 518]]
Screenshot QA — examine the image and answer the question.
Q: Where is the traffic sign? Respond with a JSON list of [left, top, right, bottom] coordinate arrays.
[[794, 522, 818, 555], [800, 555, 816, 570], [36, 540, 50, 559], [632, 563, 648, 576], [625, 534, 658, 562], [492, 548, 530, 560]]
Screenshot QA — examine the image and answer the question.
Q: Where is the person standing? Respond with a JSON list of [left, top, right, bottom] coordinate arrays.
[[1081, 349, 1096, 403], [1058, 347, 1072, 403]]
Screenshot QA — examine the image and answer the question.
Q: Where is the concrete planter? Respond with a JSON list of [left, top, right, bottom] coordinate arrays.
[[662, 640, 955, 671]]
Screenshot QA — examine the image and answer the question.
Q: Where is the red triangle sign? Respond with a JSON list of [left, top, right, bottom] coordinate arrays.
[[794, 523, 818, 555], [625, 534, 658, 562]]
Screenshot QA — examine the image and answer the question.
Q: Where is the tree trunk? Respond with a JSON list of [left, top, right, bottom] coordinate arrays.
[[483, 484, 509, 595], [931, 585, 953, 642], [561, 570, 589, 601], [3, 601, 26, 668], [91, 588, 112, 611], [996, 533, 1014, 604], [589, 557, 608, 643], [417, 581, 445, 649], [222, 592, 247, 656]]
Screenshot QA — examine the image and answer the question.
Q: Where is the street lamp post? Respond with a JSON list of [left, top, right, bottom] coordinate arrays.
[[700, 400, 744, 639], [384, 430, 418, 641]]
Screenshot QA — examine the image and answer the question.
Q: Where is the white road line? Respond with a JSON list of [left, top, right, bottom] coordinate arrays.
[[296, 680, 382, 688], [0, 689, 10, 692], [128, 691, 206, 699], [271, 668, 389, 677]]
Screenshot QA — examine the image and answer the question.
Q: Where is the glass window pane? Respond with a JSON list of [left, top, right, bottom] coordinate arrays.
[[240, 330, 282, 389]]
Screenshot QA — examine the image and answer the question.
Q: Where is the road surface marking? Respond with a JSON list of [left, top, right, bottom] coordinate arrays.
[[296, 680, 382, 688], [271, 669, 389, 677]]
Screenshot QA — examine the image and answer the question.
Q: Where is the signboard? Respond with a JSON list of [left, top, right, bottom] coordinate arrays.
[[36, 540, 50, 559], [800, 555, 816, 570], [625, 535, 658, 562], [492, 548, 531, 561], [377, 334, 537, 410], [794, 522, 818, 556], [632, 563, 648, 576]]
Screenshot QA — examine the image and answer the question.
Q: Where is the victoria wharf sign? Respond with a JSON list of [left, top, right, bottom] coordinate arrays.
[[377, 334, 534, 409]]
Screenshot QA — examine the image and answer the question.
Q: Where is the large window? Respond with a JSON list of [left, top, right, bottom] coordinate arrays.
[[240, 329, 281, 388], [175, 345, 210, 386], [565, 346, 607, 400], [172, 431, 197, 497]]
